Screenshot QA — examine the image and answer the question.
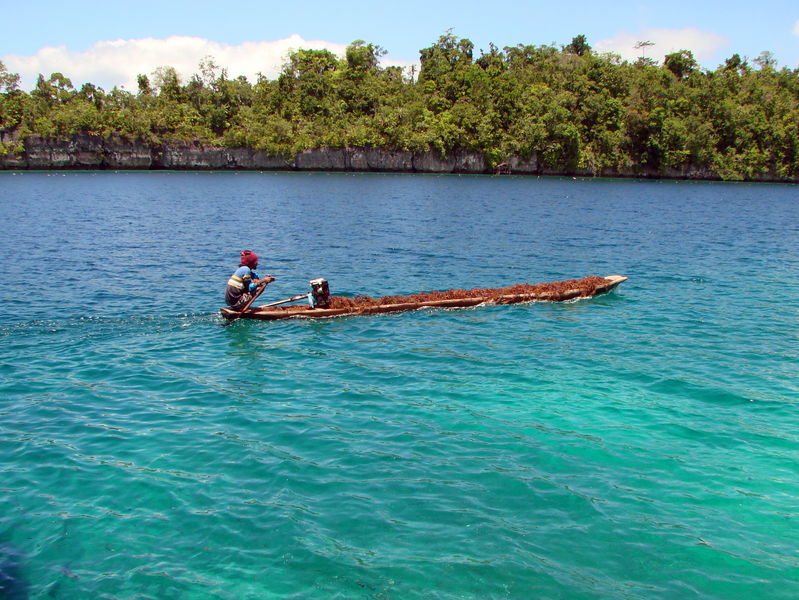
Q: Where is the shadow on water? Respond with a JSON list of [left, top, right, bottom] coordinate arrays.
[[0, 543, 28, 600]]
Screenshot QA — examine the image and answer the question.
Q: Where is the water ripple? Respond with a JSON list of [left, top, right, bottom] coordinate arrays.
[[1, 173, 798, 599]]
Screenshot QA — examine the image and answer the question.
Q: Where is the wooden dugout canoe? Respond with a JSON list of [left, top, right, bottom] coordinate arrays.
[[219, 275, 627, 321]]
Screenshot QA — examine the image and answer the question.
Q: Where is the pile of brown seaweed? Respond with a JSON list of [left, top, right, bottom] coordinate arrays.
[[327, 275, 609, 309]]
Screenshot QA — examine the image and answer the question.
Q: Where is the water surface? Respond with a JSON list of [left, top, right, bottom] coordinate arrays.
[[1, 172, 797, 599]]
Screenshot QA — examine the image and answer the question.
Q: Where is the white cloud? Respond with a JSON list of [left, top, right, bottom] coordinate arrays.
[[2, 35, 408, 91], [594, 27, 729, 64], [793, 20, 799, 36]]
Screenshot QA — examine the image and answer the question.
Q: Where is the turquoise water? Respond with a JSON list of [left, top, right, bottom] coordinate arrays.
[[1, 172, 797, 599]]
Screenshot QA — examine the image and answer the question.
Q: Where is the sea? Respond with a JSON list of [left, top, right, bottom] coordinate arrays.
[[0, 171, 797, 600]]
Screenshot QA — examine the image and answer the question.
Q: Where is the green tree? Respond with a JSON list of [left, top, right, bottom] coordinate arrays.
[[0, 61, 20, 93], [723, 53, 749, 74], [2, 34, 797, 181], [152, 66, 183, 101], [137, 74, 153, 96], [664, 50, 698, 79], [419, 31, 474, 83], [565, 35, 591, 56], [345, 40, 385, 74]]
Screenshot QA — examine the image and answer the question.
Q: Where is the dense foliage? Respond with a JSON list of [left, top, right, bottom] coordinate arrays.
[[1, 34, 798, 179]]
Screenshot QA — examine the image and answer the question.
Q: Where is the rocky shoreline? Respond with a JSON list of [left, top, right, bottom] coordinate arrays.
[[0, 133, 793, 182]]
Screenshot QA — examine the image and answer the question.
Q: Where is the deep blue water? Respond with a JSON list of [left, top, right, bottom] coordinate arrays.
[[0, 171, 797, 599]]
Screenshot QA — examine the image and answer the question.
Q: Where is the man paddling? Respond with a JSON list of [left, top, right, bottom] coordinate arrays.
[[225, 250, 275, 310]]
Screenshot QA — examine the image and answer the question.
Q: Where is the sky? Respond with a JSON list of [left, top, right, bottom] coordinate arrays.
[[1, 0, 798, 91]]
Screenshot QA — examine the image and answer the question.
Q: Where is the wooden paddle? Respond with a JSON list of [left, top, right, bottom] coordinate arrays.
[[257, 293, 311, 309], [223, 281, 269, 325]]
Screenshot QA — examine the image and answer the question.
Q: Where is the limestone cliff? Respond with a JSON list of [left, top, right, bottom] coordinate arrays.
[[0, 133, 791, 182]]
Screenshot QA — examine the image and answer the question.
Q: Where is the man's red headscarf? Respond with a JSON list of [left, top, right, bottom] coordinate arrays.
[[240, 250, 258, 269]]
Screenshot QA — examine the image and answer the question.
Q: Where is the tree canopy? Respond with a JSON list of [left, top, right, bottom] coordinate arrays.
[[1, 35, 798, 180]]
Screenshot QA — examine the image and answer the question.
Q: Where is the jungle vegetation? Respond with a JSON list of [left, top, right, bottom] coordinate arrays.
[[1, 33, 798, 179]]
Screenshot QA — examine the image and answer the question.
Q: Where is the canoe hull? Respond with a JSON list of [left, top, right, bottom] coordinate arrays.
[[220, 275, 627, 321]]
